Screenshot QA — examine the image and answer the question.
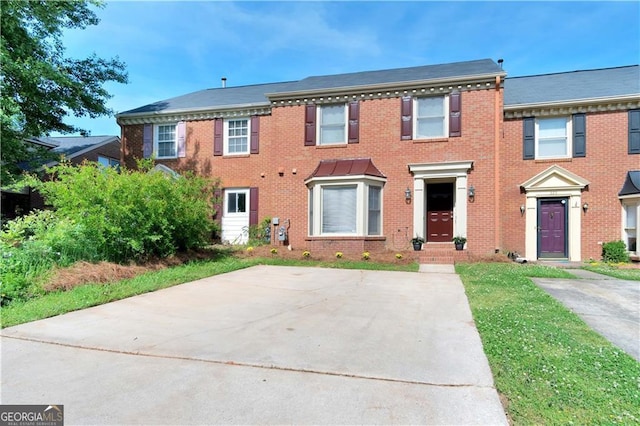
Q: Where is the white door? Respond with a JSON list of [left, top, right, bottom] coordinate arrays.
[[221, 189, 250, 244]]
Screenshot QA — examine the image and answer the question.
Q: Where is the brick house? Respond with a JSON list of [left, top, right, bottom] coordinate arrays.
[[117, 59, 639, 262], [502, 66, 639, 261]]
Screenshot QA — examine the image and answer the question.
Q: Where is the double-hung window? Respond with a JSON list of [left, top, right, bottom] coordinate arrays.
[[225, 118, 249, 155], [318, 104, 347, 145], [308, 180, 384, 236], [536, 117, 570, 158], [415, 96, 447, 139], [623, 202, 639, 253], [155, 124, 177, 159]]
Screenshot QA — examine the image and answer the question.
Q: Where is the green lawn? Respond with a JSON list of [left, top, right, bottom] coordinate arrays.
[[457, 262, 640, 424], [583, 263, 640, 281]]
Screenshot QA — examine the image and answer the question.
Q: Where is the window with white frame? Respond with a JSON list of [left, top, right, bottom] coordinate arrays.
[[318, 104, 347, 145], [225, 118, 249, 155], [623, 202, 638, 252], [308, 180, 384, 236], [536, 117, 571, 159], [226, 190, 247, 214], [155, 124, 177, 158], [415, 96, 448, 139]]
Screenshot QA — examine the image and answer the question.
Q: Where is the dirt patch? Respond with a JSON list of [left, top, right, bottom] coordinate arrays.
[[43, 250, 219, 292]]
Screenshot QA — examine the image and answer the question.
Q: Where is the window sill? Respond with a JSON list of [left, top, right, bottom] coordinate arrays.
[[222, 154, 251, 159], [412, 137, 449, 144], [316, 144, 348, 149], [305, 236, 386, 241], [534, 157, 572, 163]]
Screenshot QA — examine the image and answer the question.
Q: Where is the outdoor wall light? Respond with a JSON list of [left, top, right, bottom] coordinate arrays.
[[583, 202, 589, 212], [520, 204, 525, 215], [405, 187, 412, 204], [468, 185, 475, 201]]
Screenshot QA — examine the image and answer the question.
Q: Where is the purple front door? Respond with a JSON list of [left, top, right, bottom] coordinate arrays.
[[538, 199, 567, 258]]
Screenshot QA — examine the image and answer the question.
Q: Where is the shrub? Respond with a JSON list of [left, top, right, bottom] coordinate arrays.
[[32, 160, 219, 263], [601, 240, 630, 263]]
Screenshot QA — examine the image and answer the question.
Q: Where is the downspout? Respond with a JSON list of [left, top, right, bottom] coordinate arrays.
[[494, 75, 502, 252]]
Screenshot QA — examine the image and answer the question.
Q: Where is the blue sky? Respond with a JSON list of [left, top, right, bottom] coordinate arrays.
[[59, 1, 640, 137]]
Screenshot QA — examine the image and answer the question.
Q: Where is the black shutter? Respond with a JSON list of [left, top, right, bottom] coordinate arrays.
[[214, 118, 223, 156], [449, 91, 461, 137], [249, 187, 259, 226], [629, 109, 640, 154], [348, 101, 359, 144], [572, 113, 586, 157], [523, 117, 535, 160], [250, 116, 260, 154], [401, 96, 412, 140], [305, 104, 316, 146], [143, 124, 153, 158]]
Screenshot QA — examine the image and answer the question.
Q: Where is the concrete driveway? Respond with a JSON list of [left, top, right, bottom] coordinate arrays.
[[1, 265, 506, 425], [533, 269, 640, 361]]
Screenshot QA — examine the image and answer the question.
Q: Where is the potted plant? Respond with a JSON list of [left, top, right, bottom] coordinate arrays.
[[411, 236, 425, 251], [452, 236, 467, 250]]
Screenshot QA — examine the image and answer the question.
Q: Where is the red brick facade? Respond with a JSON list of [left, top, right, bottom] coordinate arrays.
[[119, 64, 639, 261]]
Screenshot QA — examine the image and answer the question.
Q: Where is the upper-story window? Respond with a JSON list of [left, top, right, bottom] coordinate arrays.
[[155, 123, 177, 159], [225, 118, 249, 155], [318, 104, 347, 145], [214, 116, 259, 156], [536, 117, 570, 158], [415, 96, 448, 139], [304, 102, 359, 146], [523, 113, 585, 160], [401, 93, 460, 140]]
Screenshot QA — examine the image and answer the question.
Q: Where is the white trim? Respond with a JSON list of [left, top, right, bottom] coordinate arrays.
[[408, 161, 473, 242], [620, 197, 640, 257], [534, 116, 572, 160], [154, 123, 178, 159], [307, 179, 385, 237], [520, 165, 589, 261], [223, 117, 250, 155], [317, 103, 347, 146], [413, 95, 449, 139]]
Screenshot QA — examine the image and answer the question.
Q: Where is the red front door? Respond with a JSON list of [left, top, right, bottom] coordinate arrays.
[[426, 183, 453, 242], [538, 199, 568, 258]]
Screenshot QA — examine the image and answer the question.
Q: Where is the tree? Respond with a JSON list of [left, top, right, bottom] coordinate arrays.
[[0, 0, 128, 184]]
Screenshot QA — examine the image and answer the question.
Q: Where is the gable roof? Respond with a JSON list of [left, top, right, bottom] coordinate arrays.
[[504, 65, 640, 107], [34, 135, 120, 158], [117, 59, 504, 119]]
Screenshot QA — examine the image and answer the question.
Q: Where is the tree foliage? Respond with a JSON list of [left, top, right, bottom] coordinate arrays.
[[0, 0, 128, 183]]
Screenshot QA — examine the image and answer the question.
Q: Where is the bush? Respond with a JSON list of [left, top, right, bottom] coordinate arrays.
[[33, 160, 219, 263], [1, 160, 220, 305], [601, 240, 630, 263]]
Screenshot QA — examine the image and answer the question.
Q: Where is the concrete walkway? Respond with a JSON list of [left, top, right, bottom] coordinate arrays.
[[532, 269, 640, 361], [1, 265, 506, 425]]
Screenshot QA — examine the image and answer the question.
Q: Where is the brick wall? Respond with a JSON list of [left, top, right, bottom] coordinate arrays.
[[121, 88, 501, 255], [501, 110, 637, 260]]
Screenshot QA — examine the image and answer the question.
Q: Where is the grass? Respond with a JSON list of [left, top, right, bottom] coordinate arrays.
[[457, 262, 640, 425], [583, 263, 640, 281], [0, 254, 417, 328]]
